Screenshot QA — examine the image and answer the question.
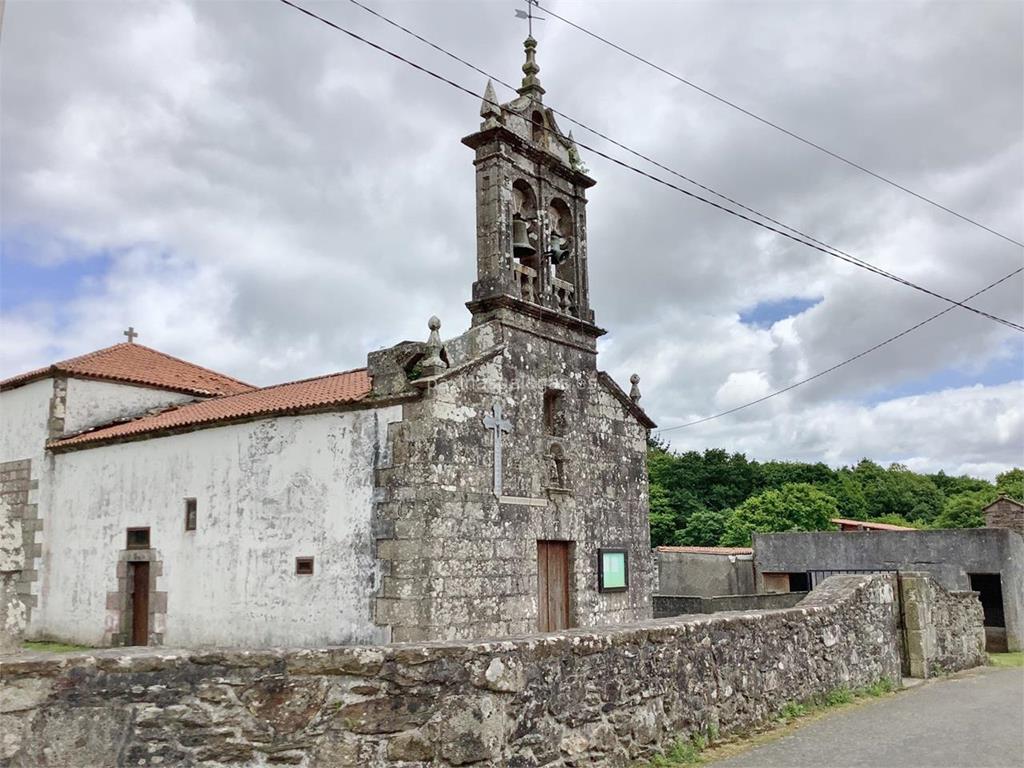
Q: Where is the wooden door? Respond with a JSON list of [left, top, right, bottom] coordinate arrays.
[[131, 562, 150, 646], [537, 541, 571, 632]]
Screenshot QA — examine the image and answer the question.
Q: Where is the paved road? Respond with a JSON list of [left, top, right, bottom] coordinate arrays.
[[711, 667, 1024, 768]]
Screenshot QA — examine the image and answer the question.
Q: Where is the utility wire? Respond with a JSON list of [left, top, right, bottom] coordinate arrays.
[[277, 0, 1024, 333], [347, 0, 898, 283], [279, 0, 1024, 425], [535, 2, 1024, 250], [656, 266, 1024, 432]]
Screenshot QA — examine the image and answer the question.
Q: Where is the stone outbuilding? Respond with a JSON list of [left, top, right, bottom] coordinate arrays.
[[752, 528, 1024, 652], [0, 38, 655, 649], [983, 495, 1024, 536]]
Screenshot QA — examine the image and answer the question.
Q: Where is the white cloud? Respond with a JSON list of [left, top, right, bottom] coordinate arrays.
[[1, 0, 1021, 476], [714, 371, 771, 410], [660, 382, 1023, 479]]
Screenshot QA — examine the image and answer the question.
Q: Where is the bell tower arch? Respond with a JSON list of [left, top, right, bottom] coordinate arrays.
[[461, 37, 602, 343]]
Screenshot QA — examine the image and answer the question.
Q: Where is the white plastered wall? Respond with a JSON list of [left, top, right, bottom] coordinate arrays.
[[63, 378, 195, 434], [0, 379, 52, 464], [37, 405, 401, 647]]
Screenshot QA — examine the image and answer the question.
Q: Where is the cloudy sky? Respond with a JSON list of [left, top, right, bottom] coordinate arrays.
[[2, 0, 1022, 477]]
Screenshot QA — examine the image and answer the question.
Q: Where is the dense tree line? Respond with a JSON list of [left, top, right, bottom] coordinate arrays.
[[648, 440, 1024, 548]]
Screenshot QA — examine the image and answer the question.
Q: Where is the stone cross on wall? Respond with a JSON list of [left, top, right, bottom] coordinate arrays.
[[482, 403, 512, 497], [123, 326, 138, 343]]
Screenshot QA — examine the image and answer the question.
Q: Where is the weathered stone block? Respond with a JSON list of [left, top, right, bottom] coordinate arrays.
[[337, 693, 435, 734]]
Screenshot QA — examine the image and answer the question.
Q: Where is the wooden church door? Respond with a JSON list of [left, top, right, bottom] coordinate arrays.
[[537, 540, 571, 632], [130, 562, 150, 645]]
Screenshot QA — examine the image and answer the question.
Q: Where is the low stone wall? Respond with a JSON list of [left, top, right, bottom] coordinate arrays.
[[654, 592, 808, 618], [2, 574, 905, 767], [899, 571, 986, 678]]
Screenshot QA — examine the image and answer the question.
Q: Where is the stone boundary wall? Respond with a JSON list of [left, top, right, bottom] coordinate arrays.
[[1, 574, 907, 767], [654, 592, 808, 618], [899, 571, 986, 678]]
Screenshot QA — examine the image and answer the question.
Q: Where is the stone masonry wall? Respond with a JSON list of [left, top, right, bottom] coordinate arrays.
[[984, 496, 1024, 535], [653, 592, 808, 618], [1, 574, 906, 767], [372, 317, 653, 643], [899, 571, 986, 678], [0, 459, 40, 650]]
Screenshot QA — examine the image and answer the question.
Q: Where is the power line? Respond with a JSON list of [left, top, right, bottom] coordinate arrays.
[[535, 2, 1024, 250], [656, 266, 1024, 433], [279, 0, 1024, 426], [347, 0, 904, 283], [276, 0, 1024, 333]]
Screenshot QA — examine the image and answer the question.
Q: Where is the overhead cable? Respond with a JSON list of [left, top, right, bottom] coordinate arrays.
[[535, 1, 1024, 250], [338, 0, 1024, 333], [276, 0, 1024, 334], [655, 266, 1024, 432]]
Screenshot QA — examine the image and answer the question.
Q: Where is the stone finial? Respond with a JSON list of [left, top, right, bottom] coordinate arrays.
[[480, 80, 501, 122], [567, 131, 588, 174], [420, 316, 447, 377], [517, 36, 545, 99], [629, 373, 641, 403]]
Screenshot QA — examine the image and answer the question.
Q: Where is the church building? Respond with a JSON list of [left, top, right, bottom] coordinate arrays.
[[0, 39, 655, 648]]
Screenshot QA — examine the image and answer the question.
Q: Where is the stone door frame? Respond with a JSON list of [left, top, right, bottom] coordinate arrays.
[[104, 548, 167, 646]]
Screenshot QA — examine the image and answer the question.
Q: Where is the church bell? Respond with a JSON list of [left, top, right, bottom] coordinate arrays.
[[512, 218, 536, 259]]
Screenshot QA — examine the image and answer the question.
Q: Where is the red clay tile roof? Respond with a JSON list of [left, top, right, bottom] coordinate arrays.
[[831, 517, 915, 531], [0, 343, 253, 397], [656, 546, 753, 556], [48, 368, 373, 450]]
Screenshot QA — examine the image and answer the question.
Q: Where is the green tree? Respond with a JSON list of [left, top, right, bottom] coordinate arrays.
[[700, 449, 757, 511], [996, 468, 1024, 500], [933, 489, 996, 529], [858, 463, 944, 523], [648, 482, 679, 547], [870, 514, 923, 529], [678, 507, 731, 547], [720, 483, 838, 547], [825, 470, 869, 520], [756, 461, 836, 491], [928, 470, 992, 497]]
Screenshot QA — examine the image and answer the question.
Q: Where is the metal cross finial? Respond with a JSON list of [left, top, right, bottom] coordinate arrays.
[[514, 0, 544, 37], [482, 403, 513, 497], [123, 326, 138, 343]]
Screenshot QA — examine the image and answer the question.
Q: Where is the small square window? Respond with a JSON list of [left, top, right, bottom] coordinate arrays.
[[598, 548, 628, 593], [295, 557, 314, 575], [126, 527, 151, 550], [184, 498, 197, 531]]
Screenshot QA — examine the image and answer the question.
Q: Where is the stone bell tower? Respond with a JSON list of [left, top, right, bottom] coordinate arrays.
[[462, 37, 602, 343]]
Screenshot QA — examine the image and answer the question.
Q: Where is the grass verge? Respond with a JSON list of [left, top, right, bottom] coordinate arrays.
[[988, 652, 1024, 668], [640, 677, 899, 766], [22, 640, 93, 653]]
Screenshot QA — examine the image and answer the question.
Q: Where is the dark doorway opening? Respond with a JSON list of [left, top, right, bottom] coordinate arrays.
[[788, 572, 811, 592], [537, 540, 572, 633], [130, 562, 150, 646], [969, 573, 1006, 652]]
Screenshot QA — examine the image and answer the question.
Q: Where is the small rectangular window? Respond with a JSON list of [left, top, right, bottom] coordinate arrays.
[[184, 498, 197, 531], [126, 527, 151, 550], [295, 557, 314, 575]]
